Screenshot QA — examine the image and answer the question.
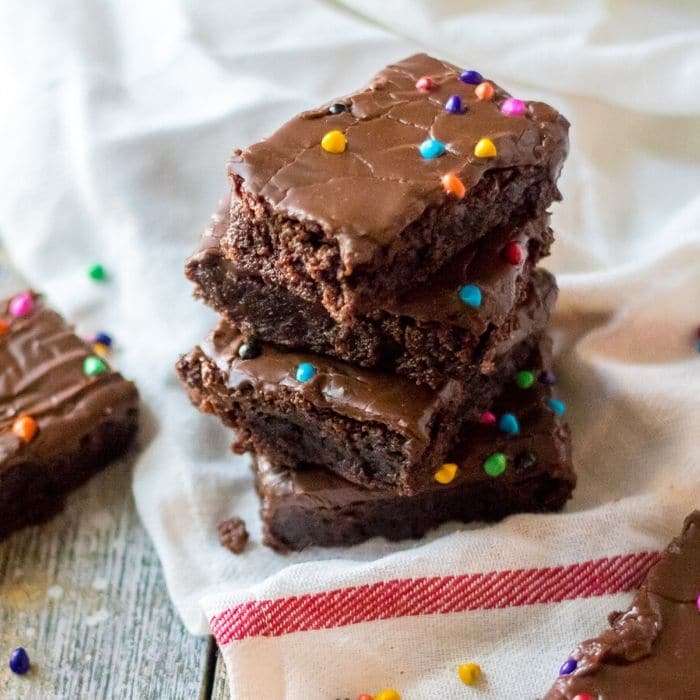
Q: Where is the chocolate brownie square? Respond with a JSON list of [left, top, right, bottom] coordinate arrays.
[[177, 319, 553, 495], [0, 292, 139, 540], [224, 53, 569, 320], [254, 357, 575, 551], [187, 197, 556, 388], [545, 511, 699, 699]]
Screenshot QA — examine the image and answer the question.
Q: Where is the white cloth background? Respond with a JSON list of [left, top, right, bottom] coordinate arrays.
[[0, 1, 698, 698]]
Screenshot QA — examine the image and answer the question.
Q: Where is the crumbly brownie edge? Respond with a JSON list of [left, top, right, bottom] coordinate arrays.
[[226, 165, 561, 321], [0, 402, 138, 541], [176, 346, 465, 492], [255, 434, 574, 552]]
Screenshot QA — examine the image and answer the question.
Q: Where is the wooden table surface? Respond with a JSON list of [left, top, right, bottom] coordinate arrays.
[[0, 457, 231, 700]]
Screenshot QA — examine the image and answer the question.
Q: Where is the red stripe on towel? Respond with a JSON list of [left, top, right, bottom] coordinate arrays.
[[210, 551, 660, 645]]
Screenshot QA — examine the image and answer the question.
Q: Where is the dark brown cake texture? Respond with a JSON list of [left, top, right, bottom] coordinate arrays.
[[253, 357, 574, 552], [218, 516, 249, 555], [177, 319, 559, 496], [545, 511, 700, 700], [0, 292, 139, 541], [224, 53, 569, 321], [187, 197, 556, 388]]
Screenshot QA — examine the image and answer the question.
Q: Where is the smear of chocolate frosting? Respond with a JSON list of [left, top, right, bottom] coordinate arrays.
[[229, 53, 569, 268], [545, 511, 700, 699], [201, 322, 459, 444], [0, 293, 138, 471]]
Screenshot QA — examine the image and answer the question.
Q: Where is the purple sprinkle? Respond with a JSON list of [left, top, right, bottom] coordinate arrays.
[[444, 95, 463, 114], [9, 647, 30, 675], [559, 658, 577, 676], [539, 370, 557, 385], [501, 97, 526, 117], [460, 70, 483, 85], [93, 331, 113, 347]]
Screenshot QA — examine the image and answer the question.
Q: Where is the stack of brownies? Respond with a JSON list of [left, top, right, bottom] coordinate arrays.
[[178, 53, 576, 552]]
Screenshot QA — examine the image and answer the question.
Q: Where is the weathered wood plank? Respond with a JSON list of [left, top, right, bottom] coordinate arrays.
[[212, 649, 230, 700], [0, 455, 212, 700]]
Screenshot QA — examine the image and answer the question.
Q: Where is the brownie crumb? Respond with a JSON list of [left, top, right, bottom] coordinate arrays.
[[218, 517, 249, 554]]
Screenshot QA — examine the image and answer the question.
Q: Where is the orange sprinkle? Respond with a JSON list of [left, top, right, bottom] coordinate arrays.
[[441, 173, 466, 199], [0, 319, 9, 334], [12, 415, 38, 443], [475, 81, 494, 100]]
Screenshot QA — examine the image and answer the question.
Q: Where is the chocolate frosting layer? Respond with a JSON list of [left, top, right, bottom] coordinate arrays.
[[229, 53, 568, 267], [545, 511, 700, 699], [0, 293, 138, 473], [194, 195, 554, 334], [201, 322, 459, 444], [255, 365, 573, 504]]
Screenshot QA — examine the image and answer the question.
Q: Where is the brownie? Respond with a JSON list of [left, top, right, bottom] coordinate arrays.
[[545, 511, 699, 699], [218, 516, 249, 555], [225, 53, 569, 320], [0, 292, 139, 541], [177, 322, 555, 495], [187, 197, 556, 388], [253, 369, 574, 551]]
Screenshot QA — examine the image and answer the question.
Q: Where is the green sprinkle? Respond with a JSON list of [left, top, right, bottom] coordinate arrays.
[[83, 355, 108, 377], [88, 264, 107, 281], [516, 370, 535, 389], [483, 452, 507, 477]]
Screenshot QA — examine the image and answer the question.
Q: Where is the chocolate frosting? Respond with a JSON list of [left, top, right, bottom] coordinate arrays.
[[229, 53, 569, 268], [254, 355, 573, 503], [201, 321, 459, 444], [0, 293, 138, 472], [195, 195, 554, 334], [545, 511, 700, 699]]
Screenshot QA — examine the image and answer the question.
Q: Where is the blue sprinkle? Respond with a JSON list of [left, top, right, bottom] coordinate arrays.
[[548, 398, 566, 416], [9, 648, 30, 675], [458, 284, 482, 308], [460, 69, 483, 85], [696, 339, 700, 353], [93, 331, 112, 347], [444, 95, 463, 114], [498, 413, 520, 436], [559, 658, 577, 676], [419, 138, 446, 159], [295, 362, 316, 383]]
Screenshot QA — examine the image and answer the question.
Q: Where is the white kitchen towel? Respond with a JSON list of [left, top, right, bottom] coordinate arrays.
[[0, 1, 698, 698]]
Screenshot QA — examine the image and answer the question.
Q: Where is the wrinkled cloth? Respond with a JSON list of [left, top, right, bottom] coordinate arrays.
[[0, 1, 698, 698]]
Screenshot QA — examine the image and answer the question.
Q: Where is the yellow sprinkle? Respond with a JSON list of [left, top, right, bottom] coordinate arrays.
[[321, 130, 347, 154], [474, 137, 497, 158], [458, 662, 481, 686], [434, 462, 458, 484], [93, 342, 110, 357], [374, 690, 401, 700]]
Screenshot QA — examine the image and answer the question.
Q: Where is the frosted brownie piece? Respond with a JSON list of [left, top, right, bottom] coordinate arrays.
[[0, 292, 139, 541], [177, 323, 552, 495], [545, 511, 699, 699], [253, 365, 574, 551], [224, 52, 569, 320], [187, 198, 556, 388]]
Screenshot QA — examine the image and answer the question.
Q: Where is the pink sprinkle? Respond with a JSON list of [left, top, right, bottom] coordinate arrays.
[[480, 411, 496, 425], [9, 293, 34, 318], [415, 76, 434, 93], [696, 593, 699, 611], [501, 98, 526, 117]]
